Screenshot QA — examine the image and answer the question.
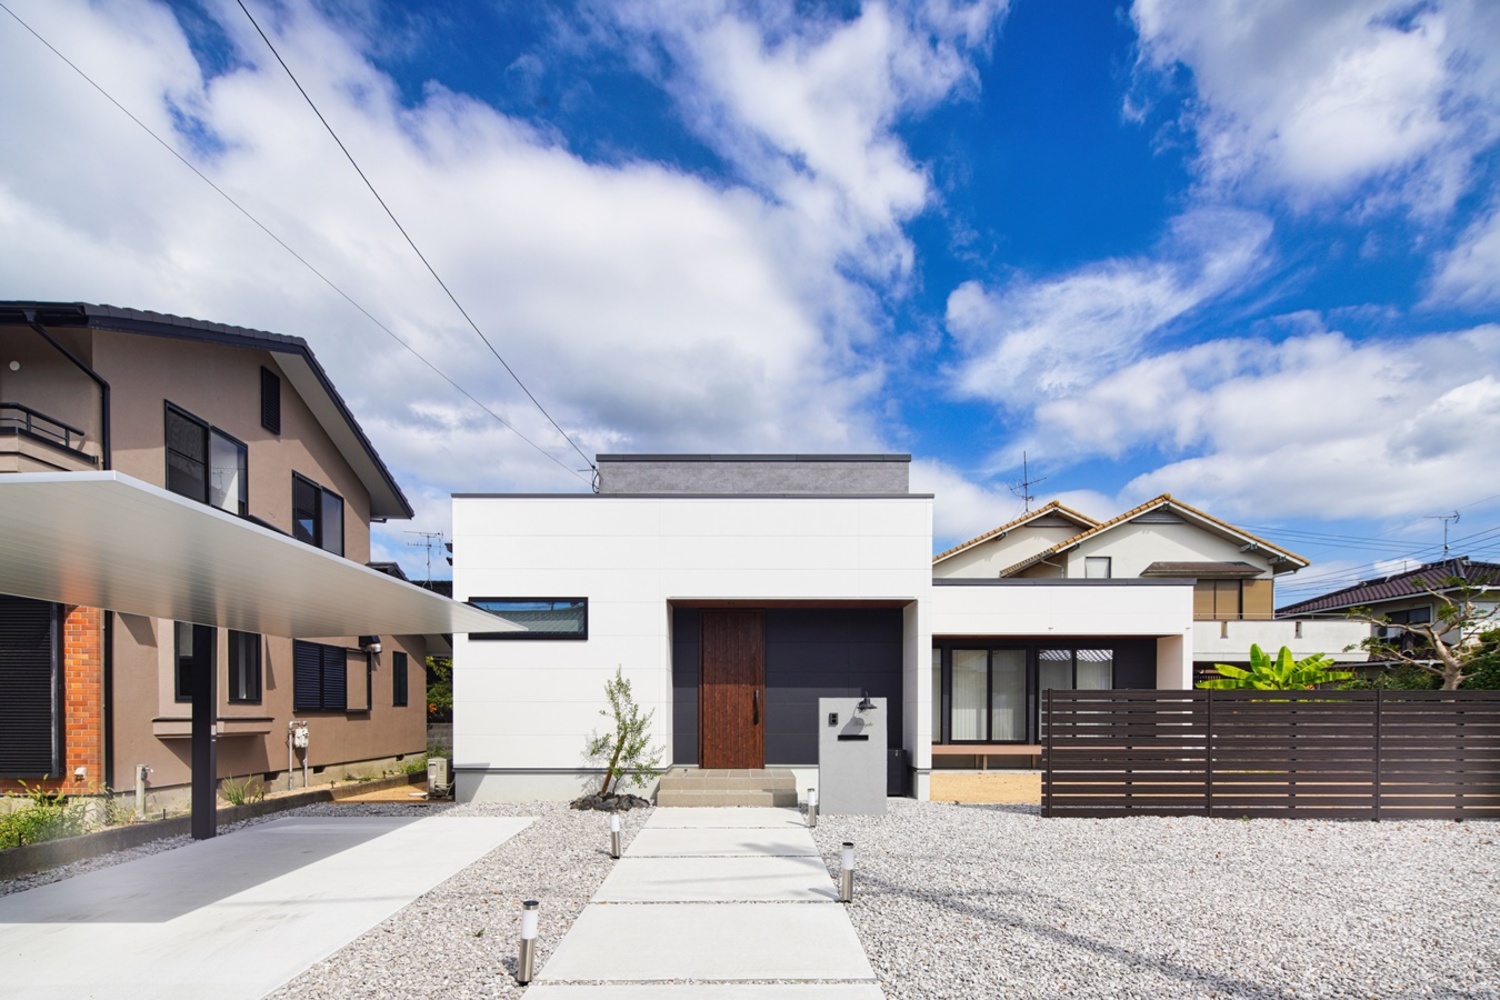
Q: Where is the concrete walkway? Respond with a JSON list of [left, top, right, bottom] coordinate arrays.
[[528, 806, 883, 999], [0, 815, 531, 1000]]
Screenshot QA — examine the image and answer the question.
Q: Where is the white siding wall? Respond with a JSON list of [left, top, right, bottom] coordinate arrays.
[[930, 582, 1194, 638], [453, 494, 933, 801], [1063, 522, 1280, 578], [933, 525, 1082, 578]]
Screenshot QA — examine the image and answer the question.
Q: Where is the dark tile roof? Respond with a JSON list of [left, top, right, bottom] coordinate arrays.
[[1140, 560, 1262, 578], [1276, 557, 1500, 616]]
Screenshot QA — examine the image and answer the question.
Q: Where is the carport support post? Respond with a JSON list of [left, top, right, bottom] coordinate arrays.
[[191, 623, 218, 840]]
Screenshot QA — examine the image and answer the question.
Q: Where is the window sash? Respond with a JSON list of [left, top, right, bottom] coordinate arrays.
[[392, 651, 409, 707], [468, 598, 588, 640], [228, 631, 261, 703]]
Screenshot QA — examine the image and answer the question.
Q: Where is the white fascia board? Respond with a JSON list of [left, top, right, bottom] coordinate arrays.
[[0, 472, 516, 638]]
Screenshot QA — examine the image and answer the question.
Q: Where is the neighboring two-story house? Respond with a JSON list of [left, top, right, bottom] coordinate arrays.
[[0, 302, 502, 820], [1276, 557, 1500, 654]]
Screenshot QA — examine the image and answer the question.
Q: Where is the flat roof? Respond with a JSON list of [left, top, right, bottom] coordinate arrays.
[[0, 472, 516, 638]]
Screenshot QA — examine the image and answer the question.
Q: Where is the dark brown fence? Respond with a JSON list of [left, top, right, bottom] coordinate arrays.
[[1041, 689, 1500, 820]]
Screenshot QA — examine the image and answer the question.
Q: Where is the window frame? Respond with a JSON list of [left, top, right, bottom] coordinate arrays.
[[227, 630, 262, 704], [164, 403, 248, 516], [467, 597, 589, 641], [1084, 556, 1112, 579], [392, 650, 409, 707], [291, 473, 345, 556]]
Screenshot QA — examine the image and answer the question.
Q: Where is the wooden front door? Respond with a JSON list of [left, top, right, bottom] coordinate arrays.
[[699, 610, 765, 769]]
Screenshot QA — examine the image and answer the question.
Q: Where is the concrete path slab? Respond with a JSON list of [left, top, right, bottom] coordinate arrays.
[[536, 902, 876, 982], [594, 855, 838, 902], [0, 815, 531, 1000], [625, 827, 818, 857], [646, 807, 806, 829], [525, 985, 885, 999]]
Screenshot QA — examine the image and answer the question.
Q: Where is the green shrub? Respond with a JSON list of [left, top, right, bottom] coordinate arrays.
[[220, 775, 265, 807], [0, 785, 85, 850]]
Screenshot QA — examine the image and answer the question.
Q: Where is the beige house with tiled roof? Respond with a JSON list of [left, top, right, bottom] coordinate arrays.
[[932, 501, 1098, 578]]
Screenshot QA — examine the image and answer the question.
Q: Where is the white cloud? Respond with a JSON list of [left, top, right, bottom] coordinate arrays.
[[910, 457, 1022, 548], [945, 207, 1272, 406], [1017, 324, 1500, 521], [1427, 200, 1500, 307], [0, 0, 1009, 574], [1132, 0, 1500, 217], [603, 0, 1006, 282]]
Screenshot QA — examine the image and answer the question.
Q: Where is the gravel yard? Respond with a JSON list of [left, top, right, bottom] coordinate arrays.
[[4, 799, 1497, 998], [814, 800, 1500, 1000]]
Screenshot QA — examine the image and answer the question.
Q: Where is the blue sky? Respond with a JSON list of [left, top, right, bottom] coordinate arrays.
[[2, 0, 1498, 602]]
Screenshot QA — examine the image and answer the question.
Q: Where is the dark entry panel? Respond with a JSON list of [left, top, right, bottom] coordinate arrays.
[[700, 611, 764, 768], [0, 595, 60, 777]]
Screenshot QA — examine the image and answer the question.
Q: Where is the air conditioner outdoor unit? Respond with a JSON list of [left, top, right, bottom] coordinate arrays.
[[427, 757, 452, 798]]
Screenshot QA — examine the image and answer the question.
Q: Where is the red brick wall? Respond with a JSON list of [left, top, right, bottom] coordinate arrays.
[[0, 604, 105, 795]]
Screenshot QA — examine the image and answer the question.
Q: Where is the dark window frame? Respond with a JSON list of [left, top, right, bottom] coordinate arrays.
[[164, 402, 248, 516], [392, 650, 409, 707], [260, 366, 281, 434], [933, 642, 1118, 746], [173, 622, 216, 705], [228, 630, 262, 704], [467, 597, 589, 640], [291, 472, 344, 556]]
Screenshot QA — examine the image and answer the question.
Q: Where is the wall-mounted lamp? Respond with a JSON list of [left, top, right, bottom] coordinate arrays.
[[7, 360, 19, 371], [359, 635, 382, 654], [856, 691, 877, 714], [73, 765, 86, 781]]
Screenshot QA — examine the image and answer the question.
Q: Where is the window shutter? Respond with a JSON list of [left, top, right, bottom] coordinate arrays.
[[0, 596, 58, 776], [392, 651, 409, 707], [260, 367, 281, 434], [322, 648, 348, 712], [293, 640, 322, 711]]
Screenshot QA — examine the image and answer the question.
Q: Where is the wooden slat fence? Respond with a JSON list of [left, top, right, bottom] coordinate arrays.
[[1042, 689, 1500, 820]]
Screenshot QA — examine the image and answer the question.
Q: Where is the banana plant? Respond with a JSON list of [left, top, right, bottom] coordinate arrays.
[[1199, 643, 1353, 690]]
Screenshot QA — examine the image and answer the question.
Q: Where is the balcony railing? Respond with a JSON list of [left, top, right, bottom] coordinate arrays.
[[0, 401, 91, 457]]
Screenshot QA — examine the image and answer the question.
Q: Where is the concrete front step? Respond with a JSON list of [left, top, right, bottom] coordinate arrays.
[[655, 768, 799, 807]]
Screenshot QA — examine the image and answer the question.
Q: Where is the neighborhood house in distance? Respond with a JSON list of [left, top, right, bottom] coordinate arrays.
[[0, 302, 497, 813], [452, 454, 1369, 802]]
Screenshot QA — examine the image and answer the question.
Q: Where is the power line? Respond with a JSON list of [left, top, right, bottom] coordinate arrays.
[[0, 0, 590, 486], [234, 0, 596, 479]]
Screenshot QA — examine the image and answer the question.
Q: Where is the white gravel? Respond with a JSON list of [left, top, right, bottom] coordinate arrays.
[[5, 800, 1497, 998], [814, 800, 1500, 1000]]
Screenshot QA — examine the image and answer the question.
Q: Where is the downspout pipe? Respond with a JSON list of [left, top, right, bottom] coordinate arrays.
[[25, 312, 114, 789]]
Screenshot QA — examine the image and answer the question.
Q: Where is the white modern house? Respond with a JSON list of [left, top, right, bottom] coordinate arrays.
[[457, 454, 1345, 802]]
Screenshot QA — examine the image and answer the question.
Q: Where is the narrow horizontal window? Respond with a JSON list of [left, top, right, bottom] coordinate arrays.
[[468, 598, 588, 640]]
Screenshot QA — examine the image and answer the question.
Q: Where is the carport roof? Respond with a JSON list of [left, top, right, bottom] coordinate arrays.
[[0, 472, 517, 638]]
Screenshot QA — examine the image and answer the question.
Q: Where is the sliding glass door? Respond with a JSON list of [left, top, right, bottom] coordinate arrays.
[[945, 648, 1027, 743]]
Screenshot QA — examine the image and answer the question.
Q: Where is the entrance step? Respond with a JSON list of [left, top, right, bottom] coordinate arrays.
[[655, 768, 799, 807]]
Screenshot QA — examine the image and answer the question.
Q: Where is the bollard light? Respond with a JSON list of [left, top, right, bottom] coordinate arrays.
[[839, 841, 854, 903], [609, 812, 622, 859], [517, 900, 539, 984], [806, 787, 818, 829]]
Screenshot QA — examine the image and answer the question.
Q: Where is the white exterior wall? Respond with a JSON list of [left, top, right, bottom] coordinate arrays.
[[929, 581, 1195, 639], [1061, 522, 1280, 579], [453, 494, 933, 802], [933, 525, 1082, 578], [1194, 619, 1371, 663]]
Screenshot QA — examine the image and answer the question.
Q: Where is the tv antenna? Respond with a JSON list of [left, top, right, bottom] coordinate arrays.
[[405, 530, 445, 580], [1425, 511, 1460, 559], [1008, 452, 1047, 512]]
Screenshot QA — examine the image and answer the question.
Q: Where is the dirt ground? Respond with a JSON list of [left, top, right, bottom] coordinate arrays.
[[332, 785, 443, 804], [929, 771, 1041, 805]]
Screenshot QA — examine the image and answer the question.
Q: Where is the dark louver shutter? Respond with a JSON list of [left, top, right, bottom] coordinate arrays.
[[0, 596, 59, 776], [293, 640, 322, 711], [322, 649, 348, 712], [261, 366, 281, 434]]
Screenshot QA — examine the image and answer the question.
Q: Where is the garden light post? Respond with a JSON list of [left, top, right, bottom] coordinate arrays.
[[840, 841, 854, 903], [516, 900, 539, 984], [609, 812, 621, 859]]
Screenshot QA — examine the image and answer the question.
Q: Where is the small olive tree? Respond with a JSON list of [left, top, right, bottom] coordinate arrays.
[[585, 667, 663, 798], [1346, 577, 1500, 690]]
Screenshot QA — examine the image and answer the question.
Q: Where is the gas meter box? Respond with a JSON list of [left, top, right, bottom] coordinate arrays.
[[291, 724, 310, 749]]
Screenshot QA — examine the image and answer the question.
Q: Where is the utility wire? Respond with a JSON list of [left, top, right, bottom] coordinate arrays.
[[0, 0, 590, 486], [234, 0, 596, 478]]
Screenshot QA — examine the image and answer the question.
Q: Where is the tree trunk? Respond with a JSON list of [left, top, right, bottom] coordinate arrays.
[[599, 733, 624, 797]]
